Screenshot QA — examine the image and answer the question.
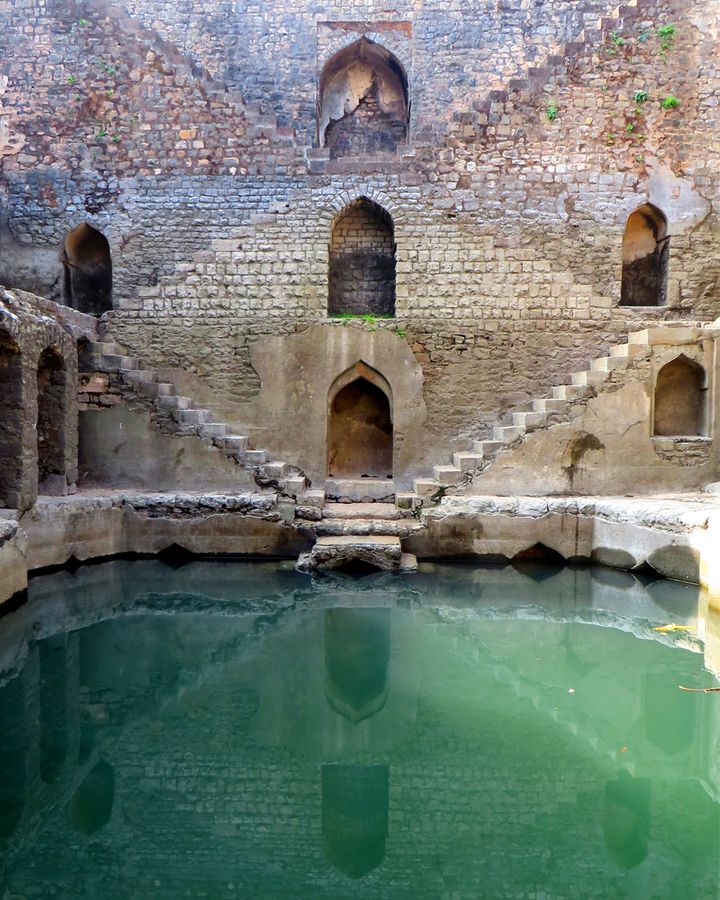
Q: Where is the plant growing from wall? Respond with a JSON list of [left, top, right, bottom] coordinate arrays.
[[546, 102, 559, 122], [657, 25, 676, 52], [661, 95, 680, 109], [633, 90, 648, 103]]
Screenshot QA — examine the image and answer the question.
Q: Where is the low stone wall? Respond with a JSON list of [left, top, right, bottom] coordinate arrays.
[[2, 490, 720, 610]]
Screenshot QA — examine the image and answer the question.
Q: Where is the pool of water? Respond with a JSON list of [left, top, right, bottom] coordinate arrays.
[[0, 559, 719, 899]]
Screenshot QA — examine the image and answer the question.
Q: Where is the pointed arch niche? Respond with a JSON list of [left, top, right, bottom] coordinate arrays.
[[327, 362, 393, 479], [620, 204, 669, 307], [319, 37, 409, 159], [328, 198, 396, 317], [62, 223, 113, 316], [653, 355, 708, 437]]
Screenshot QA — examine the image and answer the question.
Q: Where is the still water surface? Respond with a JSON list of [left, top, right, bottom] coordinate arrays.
[[0, 560, 719, 899]]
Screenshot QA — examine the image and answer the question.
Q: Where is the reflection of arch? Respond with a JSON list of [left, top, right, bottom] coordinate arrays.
[[322, 764, 389, 878], [653, 355, 708, 437], [0, 675, 28, 840], [329, 197, 396, 317], [69, 760, 115, 834], [328, 363, 393, 478], [325, 608, 391, 722], [620, 203, 669, 307], [319, 37, 408, 157], [39, 634, 70, 784], [37, 347, 67, 492], [604, 772, 650, 870], [62, 223, 113, 315], [0, 330, 23, 508]]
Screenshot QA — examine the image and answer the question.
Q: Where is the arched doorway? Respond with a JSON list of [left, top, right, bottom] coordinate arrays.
[[620, 204, 669, 307], [328, 198, 396, 317], [319, 37, 408, 158], [62, 223, 113, 316], [328, 369, 393, 479], [0, 331, 23, 508], [653, 355, 708, 437], [37, 347, 67, 493]]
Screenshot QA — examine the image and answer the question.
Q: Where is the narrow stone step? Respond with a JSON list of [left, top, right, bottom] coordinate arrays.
[[433, 465, 462, 485], [590, 355, 629, 372], [200, 422, 228, 437], [533, 397, 567, 412], [492, 425, 525, 442], [300, 489, 325, 509], [325, 478, 395, 503], [222, 435, 249, 451], [123, 369, 158, 384], [259, 460, 287, 479], [472, 439, 503, 455], [178, 408, 210, 425], [158, 395, 192, 411], [453, 452, 483, 469], [571, 369, 606, 387], [97, 353, 138, 371], [323, 502, 402, 520], [628, 328, 652, 344], [282, 475, 306, 495], [413, 478, 439, 498], [512, 411, 547, 429], [400, 552, 419, 573], [237, 449, 267, 465], [609, 341, 647, 358], [396, 491, 422, 510], [552, 384, 592, 401], [296, 534, 403, 573], [88, 341, 125, 356]]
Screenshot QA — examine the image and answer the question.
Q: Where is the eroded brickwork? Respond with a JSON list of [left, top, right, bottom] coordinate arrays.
[[0, 0, 718, 470]]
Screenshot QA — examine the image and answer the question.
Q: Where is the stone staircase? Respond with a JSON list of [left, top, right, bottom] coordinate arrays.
[[81, 339, 319, 504], [448, 0, 660, 142], [399, 328, 656, 509]]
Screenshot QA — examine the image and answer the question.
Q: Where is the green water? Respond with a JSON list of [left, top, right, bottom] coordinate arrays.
[[0, 560, 719, 899]]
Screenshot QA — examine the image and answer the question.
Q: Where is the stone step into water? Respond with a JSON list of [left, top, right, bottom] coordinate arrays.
[[296, 534, 408, 573]]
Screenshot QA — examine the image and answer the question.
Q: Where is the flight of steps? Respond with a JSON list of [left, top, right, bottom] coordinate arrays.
[[81, 339, 315, 502], [449, 0, 658, 141], [399, 329, 653, 509]]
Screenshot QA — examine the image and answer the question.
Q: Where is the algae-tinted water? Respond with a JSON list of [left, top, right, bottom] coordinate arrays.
[[0, 560, 718, 899]]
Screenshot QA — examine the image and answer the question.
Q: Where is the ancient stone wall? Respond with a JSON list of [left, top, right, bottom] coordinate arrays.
[[0, 289, 79, 510], [0, 0, 718, 475]]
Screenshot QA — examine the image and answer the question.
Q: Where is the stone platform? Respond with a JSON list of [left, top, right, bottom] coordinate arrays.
[[296, 535, 418, 573]]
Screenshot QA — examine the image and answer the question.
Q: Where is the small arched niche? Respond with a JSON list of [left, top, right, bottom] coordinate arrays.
[[620, 204, 669, 307], [328, 198, 396, 317], [319, 38, 408, 158], [37, 347, 67, 493], [0, 330, 23, 509], [328, 364, 393, 479], [653, 355, 708, 437], [62, 223, 113, 316]]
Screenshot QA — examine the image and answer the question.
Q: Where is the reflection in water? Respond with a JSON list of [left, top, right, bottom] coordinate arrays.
[[325, 608, 391, 723], [68, 760, 115, 835], [0, 561, 717, 898], [39, 634, 70, 784], [604, 772, 651, 870], [322, 764, 389, 878], [0, 673, 28, 839], [644, 671, 695, 755]]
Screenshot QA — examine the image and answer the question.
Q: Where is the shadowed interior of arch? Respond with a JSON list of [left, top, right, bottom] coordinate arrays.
[[0, 330, 23, 508], [653, 355, 708, 437], [328, 375, 393, 479], [620, 204, 669, 307], [63, 223, 113, 316], [319, 37, 408, 158]]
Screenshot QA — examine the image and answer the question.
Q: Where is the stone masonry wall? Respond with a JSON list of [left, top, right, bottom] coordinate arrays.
[[1, 0, 719, 475]]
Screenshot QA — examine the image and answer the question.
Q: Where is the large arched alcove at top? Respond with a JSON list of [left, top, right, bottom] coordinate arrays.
[[319, 38, 409, 158], [653, 354, 708, 437], [328, 198, 396, 317], [0, 330, 23, 509], [620, 203, 669, 307], [328, 363, 393, 479], [62, 223, 113, 316]]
